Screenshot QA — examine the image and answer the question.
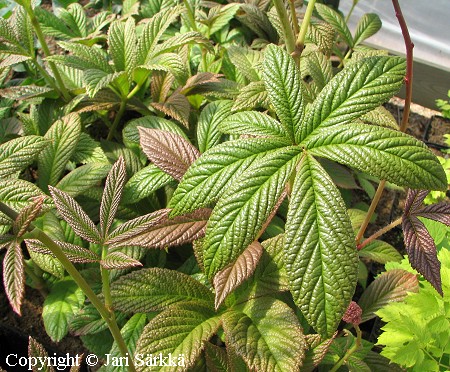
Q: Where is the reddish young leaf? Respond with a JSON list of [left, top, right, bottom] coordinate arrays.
[[3, 240, 25, 315], [13, 196, 45, 237], [151, 90, 191, 128], [100, 252, 142, 270], [25, 239, 101, 264], [302, 332, 337, 371], [357, 269, 418, 322], [402, 215, 442, 295], [213, 241, 264, 309], [28, 337, 55, 372], [417, 201, 450, 227], [404, 189, 428, 215], [139, 127, 200, 180], [49, 186, 101, 244], [108, 208, 210, 249], [99, 157, 127, 239]]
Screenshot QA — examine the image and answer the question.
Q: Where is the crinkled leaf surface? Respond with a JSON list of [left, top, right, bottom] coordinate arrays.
[[42, 278, 85, 342], [168, 138, 289, 216], [139, 127, 199, 181], [136, 302, 220, 371], [222, 297, 305, 372], [100, 252, 142, 270], [284, 154, 358, 337], [26, 239, 100, 264], [3, 240, 25, 315], [353, 13, 382, 46], [315, 3, 353, 47], [306, 124, 447, 191], [38, 113, 82, 192], [301, 56, 405, 142], [203, 146, 301, 278], [111, 268, 213, 313], [262, 44, 304, 143], [213, 241, 263, 309], [0, 135, 48, 178]]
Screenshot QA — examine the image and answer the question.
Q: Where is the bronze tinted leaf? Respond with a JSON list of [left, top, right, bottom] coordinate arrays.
[[99, 157, 126, 239], [417, 202, 450, 227], [49, 186, 101, 244], [28, 337, 55, 372], [109, 208, 210, 249], [402, 215, 442, 295], [151, 90, 190, 128], [13, 196, 44, 237], [404, 189, 429, 215], [139, 127, 200, 180], [213, 241, 263, 309], [3, 240, 25, 315], [100, 252, 142, 270]]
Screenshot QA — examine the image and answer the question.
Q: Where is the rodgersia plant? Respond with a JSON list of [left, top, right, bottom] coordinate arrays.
[[0, 0, 449, 371]]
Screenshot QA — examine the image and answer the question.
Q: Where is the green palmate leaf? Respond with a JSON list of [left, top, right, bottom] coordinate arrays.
[[122, 164, 173, 204], [168, 138, 289, 216], [232, 81, 269, 112], [13, 196, 44, 237], [0, 54, 31, 69], [49, 186, 102, 244], [57, 41, 112, 72], [137, 53, 187, 82], [56, 163, 112, 197], [222, 297, 305, 371], [108, 17, 136, 79], [359, 105, 399, 130], [301, 56, 405, 142], [136, 5, 182, 65], [70, 304, 125, 336], [84, 69, 127, 98], [207, 3, 240, 35], [353, 13, 382, 46], [154, 31, 210, 56], [262, 44, 304, 143], [108, 314, 147, 372], [26, 239, 100, 264], [213, 241, 263, 309], [284, 154, 358, 337], [204, 342, 229, 372], [28, 250, 65, 279], [219, 111, 288, 141], [111, 268, 214, 313], [28, 337, 54, 372], [38, 114, 82, 191], [60, 3, 88, 38], [102, 141, 143, 177], [135, 302, 221, 370], [42, 278, 85, 342], [99, 157, 126, 239], [35, 7, 73, 39], [315, 3, 353, 47], [0, 179, 51, 223], [13, 6, 33, 54], [100, 252, 142, 270], [3, 240, 25, 315], [203, 146, 301, 278], [305, 123, 447, 191], [108, 208, 209, 249], [0, 135, 48, 178], [304, 50, 333, 93], [139, 127, 199, 180], [227, 45, 262, 82], [358, 269, 418, 323], [0, 86, 58, 100], [197, 100, 233, 153], [359, 240, 403, 264], [71, 133, 109, 164]]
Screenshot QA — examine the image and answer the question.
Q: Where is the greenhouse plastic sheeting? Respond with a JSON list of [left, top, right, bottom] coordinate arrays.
[[339, 0, 450, 72]]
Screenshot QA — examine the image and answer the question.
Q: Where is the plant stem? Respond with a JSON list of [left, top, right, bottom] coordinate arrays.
[[24, 260, 48, 297], [107, 99, 127, 141], [392, 0, 414, 132], [295, 0, 317, 55], [273, 0, 297, 57], [355, 180, 386, 244], [0, 202, 135, 371], [345, 0, 358, 23], [330, 325, 362, 372], [355, 1, 414, 243], [101, 246, 113, 311], [27, 10, 71, 101], [358, 217, 402, 250], [289, 0, 300, 35]]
